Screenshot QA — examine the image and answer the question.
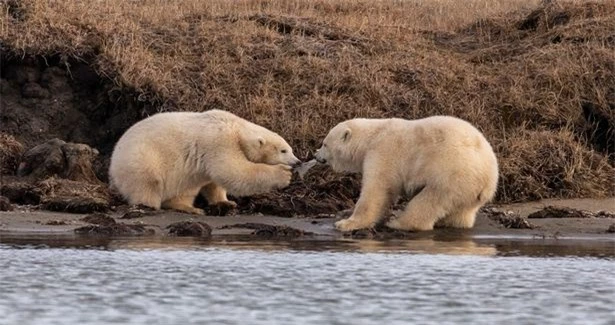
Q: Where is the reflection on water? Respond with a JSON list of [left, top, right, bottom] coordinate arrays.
[[0, 236, 614, 325], [0, 234, 613, 258]]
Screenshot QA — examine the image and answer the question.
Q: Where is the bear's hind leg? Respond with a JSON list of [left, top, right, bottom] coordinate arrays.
[[435, 205, 480, 229], [200, 183, 237, 209], [162, 187, 204, 215], [386, 187, 450, 231]]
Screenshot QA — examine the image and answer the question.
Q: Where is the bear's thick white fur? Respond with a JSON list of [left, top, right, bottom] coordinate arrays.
[[315, 116, 499, 232], [109, 109, 300, 214]]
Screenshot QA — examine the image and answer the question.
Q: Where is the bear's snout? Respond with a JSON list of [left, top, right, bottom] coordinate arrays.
[[315, 157, 327, 164]]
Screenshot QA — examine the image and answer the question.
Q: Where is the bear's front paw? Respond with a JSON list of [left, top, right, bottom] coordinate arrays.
[[185, 207, 205, 215], [335, 217, 373, 232], [272, 164, 292, 188], [385, 218, 403, 230], [205, 200, 237, 216]]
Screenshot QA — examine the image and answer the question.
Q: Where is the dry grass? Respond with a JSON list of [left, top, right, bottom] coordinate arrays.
[[1, 0, 614, 203], [0, 132, 23, 175]]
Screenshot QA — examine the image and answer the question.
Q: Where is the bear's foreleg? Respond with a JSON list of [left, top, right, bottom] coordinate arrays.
[[209, 155, 292, 196], [335, 170, 397, 232]]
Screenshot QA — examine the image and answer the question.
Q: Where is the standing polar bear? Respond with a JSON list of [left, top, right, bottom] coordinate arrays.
[[314, 116, 499, 232], [109, 109, 300, 214]]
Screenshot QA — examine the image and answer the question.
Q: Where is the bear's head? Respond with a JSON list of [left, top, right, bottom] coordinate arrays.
[[241, 131, 301, 167], [315, 120, 366, 173]]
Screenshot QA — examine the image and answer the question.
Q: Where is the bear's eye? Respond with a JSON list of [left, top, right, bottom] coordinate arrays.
[[281, 149, 287, 153]]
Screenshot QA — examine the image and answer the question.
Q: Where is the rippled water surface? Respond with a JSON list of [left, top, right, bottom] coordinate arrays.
[[0, 237, 614, 325]]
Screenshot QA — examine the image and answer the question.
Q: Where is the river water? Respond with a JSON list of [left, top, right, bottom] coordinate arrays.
[[0, 236, 613, 325]]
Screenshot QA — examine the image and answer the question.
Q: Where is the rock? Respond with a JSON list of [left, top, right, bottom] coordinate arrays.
[[74, 224, 155, 236], [121, 210, 146, 219], [17, 139, 102, 183], [528, 206, 595, 219], [17, 138, 66, 179], [81, 213, 116, 226], [483, 207, 535, 229], [0, 196, 14, 211], [219, 223, 308, 238], [166, 221, 212, 237]]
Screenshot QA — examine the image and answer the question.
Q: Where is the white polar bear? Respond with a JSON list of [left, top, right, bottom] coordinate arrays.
[[314, 116, 499, 232], [109, 109, 300, 214]]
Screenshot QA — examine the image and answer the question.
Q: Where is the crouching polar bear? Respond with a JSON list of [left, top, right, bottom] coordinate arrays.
[[315, 116, 499, 232], [109, 109, 300, 214]]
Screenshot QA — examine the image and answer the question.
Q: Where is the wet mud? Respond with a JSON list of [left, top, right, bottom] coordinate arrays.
[[74, 212, 156, 237], [1, 197, 614, 242], [219, 223, 311, 238]]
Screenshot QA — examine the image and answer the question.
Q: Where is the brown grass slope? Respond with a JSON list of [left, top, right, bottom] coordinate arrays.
[[1, 0, 614, 209]]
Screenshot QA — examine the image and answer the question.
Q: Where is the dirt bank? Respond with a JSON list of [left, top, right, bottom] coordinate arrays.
[[1, 0, 614, 213]]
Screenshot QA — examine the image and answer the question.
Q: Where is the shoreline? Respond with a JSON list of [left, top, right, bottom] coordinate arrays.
[[1, 197, 613, 241]]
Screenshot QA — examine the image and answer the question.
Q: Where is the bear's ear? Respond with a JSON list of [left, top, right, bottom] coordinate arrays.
[[342, 128, 351, 142], [257, 137, 266, 147]]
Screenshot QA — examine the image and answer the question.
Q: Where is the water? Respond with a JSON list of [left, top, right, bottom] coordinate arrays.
[[0, 237, 614, 325]]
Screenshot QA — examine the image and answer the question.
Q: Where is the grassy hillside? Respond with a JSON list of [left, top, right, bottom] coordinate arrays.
[[1, 0, 614, 206]]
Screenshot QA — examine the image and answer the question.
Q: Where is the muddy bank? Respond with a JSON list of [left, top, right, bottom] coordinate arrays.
[[1, 198, 613, 241]]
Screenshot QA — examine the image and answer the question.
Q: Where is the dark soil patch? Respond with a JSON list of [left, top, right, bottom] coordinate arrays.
[[74, 224, 155, 236], [247, 13, 380, 55], [234, 171, 360, 217], [0, 179, 44, 205], [528, 206, 615, 219], [166, 221, 212, 237], [0, 54, 159, 182], [483, 207, 536, 229], [41, 196, 108, 214], [44, 220, 68, 226], [607, 224, 615, 233], [81, 212, 116, 226], [0, 196, 14, 211], [219, 223, 310, 238], [0, 133, 24, 175]]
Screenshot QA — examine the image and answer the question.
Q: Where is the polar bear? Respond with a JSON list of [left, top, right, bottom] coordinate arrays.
[[314, 116, 499, 232], [109, 109, 300, 214]]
